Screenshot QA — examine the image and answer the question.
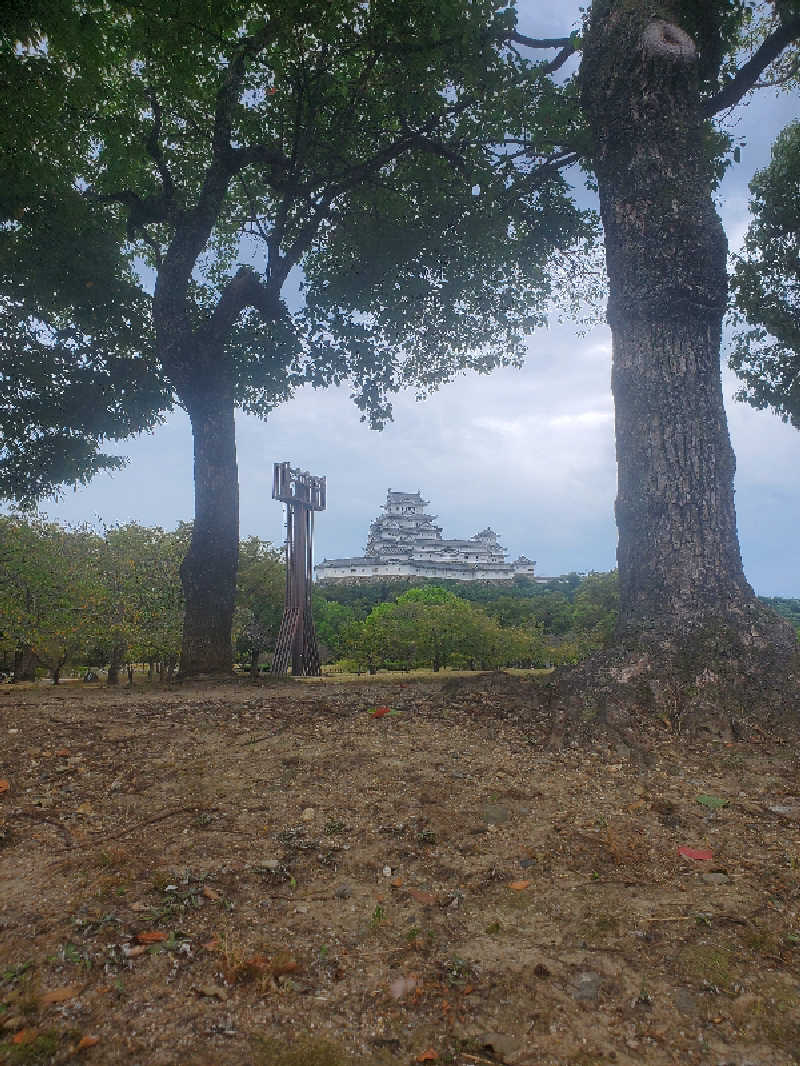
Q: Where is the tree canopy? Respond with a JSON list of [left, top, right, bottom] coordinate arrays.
[[340, 584, 544, 672], [730, 119, 800, 428], [0, 2, 168, 502], [1, 0, 592, 475]]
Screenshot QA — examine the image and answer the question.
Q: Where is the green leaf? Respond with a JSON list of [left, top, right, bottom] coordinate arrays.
[[696, 794, 728, 809]]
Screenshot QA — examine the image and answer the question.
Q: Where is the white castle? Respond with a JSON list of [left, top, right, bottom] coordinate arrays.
[[315, 489, 540, 584]]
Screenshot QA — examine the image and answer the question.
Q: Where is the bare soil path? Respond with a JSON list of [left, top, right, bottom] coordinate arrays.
[[1, 676, 798, 1065]]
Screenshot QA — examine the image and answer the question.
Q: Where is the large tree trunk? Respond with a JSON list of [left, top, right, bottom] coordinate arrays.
[[582, 0, 748, 630], [178, 381, 239, 677], [107, 639, 125, 686], [534, 0, 799, 741]]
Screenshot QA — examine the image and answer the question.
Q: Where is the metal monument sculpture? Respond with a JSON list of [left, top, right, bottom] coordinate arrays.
[[271, 462, 326, 675]]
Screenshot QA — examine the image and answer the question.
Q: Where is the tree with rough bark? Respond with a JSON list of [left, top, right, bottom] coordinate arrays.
[[2, 0, 591, 677], [729, 119, 800, 428], [517, 0, 800, 736]]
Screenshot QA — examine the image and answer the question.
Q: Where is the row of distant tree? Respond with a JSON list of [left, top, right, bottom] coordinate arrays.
[[2, 514, 797, 683], [0, 515, 283, 683]]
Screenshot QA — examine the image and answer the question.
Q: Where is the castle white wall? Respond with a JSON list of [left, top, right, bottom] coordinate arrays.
[[316, 560, 538, 583]]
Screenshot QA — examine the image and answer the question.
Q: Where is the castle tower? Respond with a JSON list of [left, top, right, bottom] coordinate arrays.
[[365, 490, 443, 559]]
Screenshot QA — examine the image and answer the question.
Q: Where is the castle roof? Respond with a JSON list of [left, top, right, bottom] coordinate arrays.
[[384, 490, 428, 506]]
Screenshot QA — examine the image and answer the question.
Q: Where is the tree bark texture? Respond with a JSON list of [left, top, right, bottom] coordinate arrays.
[[178, 379, 239, 676], [153, 221, 242, 677], [531, 0, 800, 739], [107, 640, 125, 686], [583, 1, 762, 635]]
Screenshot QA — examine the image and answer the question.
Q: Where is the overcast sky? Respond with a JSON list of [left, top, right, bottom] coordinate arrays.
[[37, 3, 800, 597]]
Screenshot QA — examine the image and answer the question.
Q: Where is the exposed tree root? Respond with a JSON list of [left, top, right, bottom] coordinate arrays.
[[443, 603, 800, 753]]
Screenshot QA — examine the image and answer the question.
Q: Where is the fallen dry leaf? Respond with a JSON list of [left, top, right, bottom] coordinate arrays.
[[509, 880, 531, 891], [135, 930, 167, 943], [370, 706, 392, 718], [678, 846, 713, 862], [0, 779, 9, 794], [40, 984, 81, 1005], [202, 885, 221, 901], [75, 1035, 100, 1051], [12, 1028, 37, 1045], [409, 888, 437, 906], [202, 937, 220, 951], [390, 876, 404, 888], [271, 954, 298, 977], [416, 1050, 438, 1062]]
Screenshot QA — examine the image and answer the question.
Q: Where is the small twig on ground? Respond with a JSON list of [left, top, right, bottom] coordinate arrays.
[[238, 727, 289, 748], [112, 806, 216, 839], [260, 894, 339, 901], [11, 808, 74, 848], [643, 915, 694, 922], [68, 805, 221, 848], [575, 945, 630, 954]]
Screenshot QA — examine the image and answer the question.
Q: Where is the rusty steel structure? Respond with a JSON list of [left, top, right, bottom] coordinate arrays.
[[271, 462, 326, 675]]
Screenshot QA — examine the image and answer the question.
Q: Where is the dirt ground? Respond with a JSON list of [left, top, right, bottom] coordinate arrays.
[[1, 674, 799, 1066]]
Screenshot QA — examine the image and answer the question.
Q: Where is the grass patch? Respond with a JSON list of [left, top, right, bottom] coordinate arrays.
[[677, 943, 734, 987], [250, 1036, 396, 1066]]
